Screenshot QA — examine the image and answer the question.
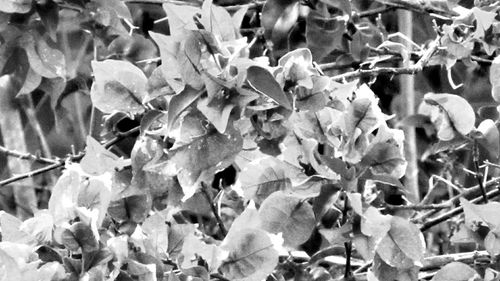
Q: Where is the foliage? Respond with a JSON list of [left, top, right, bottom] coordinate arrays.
[[2, 0, 500, 281]]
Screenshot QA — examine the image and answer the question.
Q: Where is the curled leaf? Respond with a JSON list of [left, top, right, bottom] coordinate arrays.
[[418, 93, 475, 140]]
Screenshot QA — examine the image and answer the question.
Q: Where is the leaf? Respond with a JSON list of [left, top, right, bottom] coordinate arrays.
[[200, 0, 236, 41], [0, 211, 32, 244], [169, 126, 243, 200], [197, 94, 235, 134], [95, 0, 131, 21], [219, 228, 279, 281], [306, 1, 347, 61], [239, 156, 292, 204], [149, 32, 185, 94], [146, 67, 175, 102], [0, 248, 21, 280], [21, 32, 66, 78], [35, 0, 59, 41], [90, 59, 148, 114], [261, 0, 300, 56], [77, 176, 113, 227], [20, 210, 53, 243], [108, 195, 152, 224], [127, 259, 158, 281], [369, 253, 419, 281], [67, 222, 99, 253], [168, 223, 197, 259], [477, 119, 500, 160], [167, 86, 204, 132], [81, 136, 128, 176], [180, 233, 226, 270], [48, 168, 81, 225], [258, 191, 315, 247], [484, 231, 500, 256], [162, 3, 200, 40], [177, 32, 204, 89], [361, 142, 407, 179], [376, 216, 425, 268], [431, 262, 478, 281], [361, 207, 392, 239], [312, 183, 341, 220], [490, 55, 500, 102], [107, 235, 128, 265], [142, 213, 169, 258], [460, 198, 500, 233], [418, 93, 475, 140], [0, 0, 31, 13], [345, 98, 384, 136], [246, 66, 292, 110], [17, 67, 42, 96]]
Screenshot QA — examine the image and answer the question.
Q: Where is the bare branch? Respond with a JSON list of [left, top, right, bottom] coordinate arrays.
[[384, 203, 451, 211], [0, 146, 59, 165], [328, 36, 440, 82], [0, 127, 140, 188], [200, 182, 228, 236], [375, 0, 457, 17]]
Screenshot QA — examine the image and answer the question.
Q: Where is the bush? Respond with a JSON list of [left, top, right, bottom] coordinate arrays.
[[1, 0, 500, 280]]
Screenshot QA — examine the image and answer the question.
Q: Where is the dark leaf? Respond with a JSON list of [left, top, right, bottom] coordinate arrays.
[[167, 86, 204, 132], [69, 222, 99, 253], [306, 1, 346, 61], [35, 0, 59, 41], [261, 0, 300, 56], [246, 65, 292, 110]]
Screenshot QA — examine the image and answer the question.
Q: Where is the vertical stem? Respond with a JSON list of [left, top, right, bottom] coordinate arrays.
[[399, 10, 419, 203], [24, 95, 57, 185], [473, 140, 488, 203], [344, 241, 353, 279], [0, 94, 37, 219], [200, 182, 228, 236]]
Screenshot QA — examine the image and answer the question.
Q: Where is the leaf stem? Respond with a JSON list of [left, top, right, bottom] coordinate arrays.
[[200, 182, 228, 236], [344, 241, 353, 279]]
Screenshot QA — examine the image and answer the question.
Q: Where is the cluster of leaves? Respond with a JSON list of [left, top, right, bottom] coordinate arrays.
[[3, 0, 500, 281]]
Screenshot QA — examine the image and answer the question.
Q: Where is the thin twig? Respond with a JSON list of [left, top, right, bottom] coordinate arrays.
[[0, 146, 59, 165], [473, 140, 488, 203], [419, 184, 500, 231], [0, 127, 140, 187], [357, 6, 397, 18], [384, 203, 451, 211], [330, 36, 440, 82], [0, 162, 66, 187], [200, 182, 228, 236]]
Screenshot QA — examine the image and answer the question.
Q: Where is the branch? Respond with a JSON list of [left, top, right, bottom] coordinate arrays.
[[384, 203, 451, 211], [375, 0, 457, 17], [0, 127, 140, 187], [200, 182, 228, 236], [328, 36, 440, 82], [357, 6, 397, 18], [0, 146, 59, 165], [421, 250, 490, 270], [419, 183, 500, 231]]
